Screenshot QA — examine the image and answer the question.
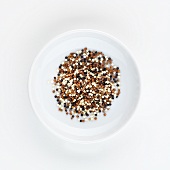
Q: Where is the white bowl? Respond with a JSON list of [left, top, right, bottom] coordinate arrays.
[[29, 29, 140, 143]]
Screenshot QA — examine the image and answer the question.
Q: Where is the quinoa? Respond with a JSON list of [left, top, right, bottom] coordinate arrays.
[[51, 47, 121, 122]]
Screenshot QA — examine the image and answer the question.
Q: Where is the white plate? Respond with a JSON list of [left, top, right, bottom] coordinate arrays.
[[29, 29, 140, 143]]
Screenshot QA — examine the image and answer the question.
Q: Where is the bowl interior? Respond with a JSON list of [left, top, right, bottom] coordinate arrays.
[[29, 30, 140, 143]]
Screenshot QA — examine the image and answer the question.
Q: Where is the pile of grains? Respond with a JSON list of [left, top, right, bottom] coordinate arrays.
[[51, 48, 121, 122]]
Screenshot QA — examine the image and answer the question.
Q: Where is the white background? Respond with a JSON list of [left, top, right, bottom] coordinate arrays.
[[0, 0, 170, 169]]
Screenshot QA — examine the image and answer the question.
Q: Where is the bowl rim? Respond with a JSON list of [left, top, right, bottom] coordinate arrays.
[[28, 29, 141, 144]]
